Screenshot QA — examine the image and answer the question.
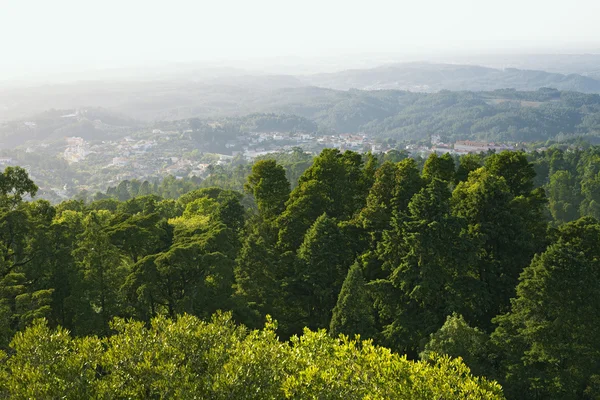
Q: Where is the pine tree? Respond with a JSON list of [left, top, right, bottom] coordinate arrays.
[[492, 217, 600, 399], [329, 262, 376, 339], [244, 159, 290, 220], [295, 214, 351, 330], [422, 153, 455, 183]]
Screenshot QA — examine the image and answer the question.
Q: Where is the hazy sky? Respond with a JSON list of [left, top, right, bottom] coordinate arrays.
[[1, 0, 600, 80]]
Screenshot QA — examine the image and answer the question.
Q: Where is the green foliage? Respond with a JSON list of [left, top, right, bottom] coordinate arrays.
[[451, 164, 547, 328], [422, 153, 456, 183], [375, 178, 479, 355], [455, 154, 483, 183], [277, 149, 367, 250], [330, 262, 376, 339], [72, 211, 126, 335], [3, 149, 600, 399], [0, 313, 504, 399], [547, 170, 581, 223], [0, 166, 38, 208], [233, 226, 282, 323], [245, 159, 291, 219], [0, 320, 103, 399], [422, 313, 493, 378], [492, 218, 600, 399], [295, 214, 353, 331], [484, 151, 536, 197]]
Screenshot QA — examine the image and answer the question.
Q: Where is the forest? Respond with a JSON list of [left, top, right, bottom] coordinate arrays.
[[1, 146, 600, 398]]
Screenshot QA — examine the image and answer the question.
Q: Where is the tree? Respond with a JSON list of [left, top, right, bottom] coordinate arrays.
[[422, 313, 492, 378], [455, 154, 483, 184], [547, 170, 581, 224], [392, 158, 424, 211], [422, 153, 455, 183], [295, 214, 352, 331], [579, 153, 600, 220], [451, 168, 547, 329], [244, 159, 290, 220], [233, 225, 284, 327], [329, 262, 376, 339], [492, 217, 600, 399], [72, 211, 125, 335], [276, 180, 330, 251], [0, 167, 38, 209], [0, 313, 504, 399], [276, 149, 366, 250], [115, 180, 131, 202], [357, 161, 398, 234], [125, 220, 236, 321], [106, 212, 163, 264], [215, 191, 245, 231], [375, 179, 478, 355], [484, 151, 536, 197], [0, 169, 49, 347]]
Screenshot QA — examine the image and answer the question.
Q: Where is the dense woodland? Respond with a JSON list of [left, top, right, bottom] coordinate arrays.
[[1, 146, 600, 398]]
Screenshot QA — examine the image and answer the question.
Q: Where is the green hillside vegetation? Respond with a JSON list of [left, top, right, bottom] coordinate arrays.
[[4, 88, 600, 147], [2, 146, 600, 398], [130, 88, 600, 143]]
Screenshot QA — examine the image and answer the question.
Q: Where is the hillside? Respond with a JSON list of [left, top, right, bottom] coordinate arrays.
[[4, 88, 600, 147], [4, 62, 600, 126], [0, 108, 140, 148], [304, 62, 600, 92]]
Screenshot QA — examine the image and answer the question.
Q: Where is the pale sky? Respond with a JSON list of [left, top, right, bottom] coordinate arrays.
[[1, 0, 600, 80]]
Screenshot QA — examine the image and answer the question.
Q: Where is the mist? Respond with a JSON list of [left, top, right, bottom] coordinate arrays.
[[2, 0, 600, 83]]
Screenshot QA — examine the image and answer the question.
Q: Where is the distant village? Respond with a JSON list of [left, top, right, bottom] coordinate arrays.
[[58, 131, 518, 171], [2, 127, 534, 202], [411, 134, 516, 156]]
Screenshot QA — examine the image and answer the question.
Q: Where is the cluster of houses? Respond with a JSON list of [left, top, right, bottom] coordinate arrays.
[[405, 135, 517, 156], [62, 136, 159, 167], [229, 132, 374, 160], [430, 140, 515, 155], [63, 137, 89, 163]]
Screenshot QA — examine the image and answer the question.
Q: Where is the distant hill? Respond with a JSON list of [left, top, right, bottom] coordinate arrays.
[[4, 66, 600, 147], [255, 87, 600, 143], [3, 62, 600, 126], [442, 53, 600, 78], [303, 62, 600, 93], [0, 108, 140, 147]]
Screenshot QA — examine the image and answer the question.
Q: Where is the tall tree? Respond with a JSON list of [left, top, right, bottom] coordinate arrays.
[[0, 167, 50, 347], [547, 170, 581, 224], [391, 158, 424, 212], [72, 211, 125, 335], [244, 159, 290, 220], [492, 218, 600, 400], [358, 161, 398, 235], [452, 168, 547, 329], [484, 151, 536, 197], [329, 262, 376, 339], [422, 153, 455, 183], [295, 214, 352, 331], [277, 149, 365, 250], [375, 179, 478, 355], [455, 153, 483, 184]]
